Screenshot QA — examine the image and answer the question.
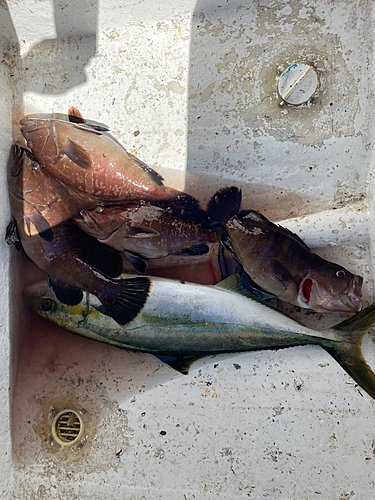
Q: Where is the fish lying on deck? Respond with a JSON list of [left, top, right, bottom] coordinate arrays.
[[224, 210, 363, 313], [6, 144, 149, 325], [26, 274, 375, 400], [73, 187, 241, 273], [74, 202, 217, 273], [19, 110, 199, 211]]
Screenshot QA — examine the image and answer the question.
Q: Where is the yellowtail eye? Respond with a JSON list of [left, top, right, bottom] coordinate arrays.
[[42, 299, 53, 311], [336, 270, 345, 278], [95, 206, 104, 213]]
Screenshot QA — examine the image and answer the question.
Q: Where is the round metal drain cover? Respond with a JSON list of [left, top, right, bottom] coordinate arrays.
[[52, 410, 84, 446], [278, 63, 318, 105]]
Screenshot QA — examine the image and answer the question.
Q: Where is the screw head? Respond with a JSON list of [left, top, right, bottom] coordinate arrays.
[[278, 63, 318, 105]]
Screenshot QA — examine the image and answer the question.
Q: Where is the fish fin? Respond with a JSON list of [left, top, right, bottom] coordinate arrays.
[[207, 186, 242, 226], [68, 106, 85, 123], [27, 208, 53, 241], [174, 244, 210, 256], [154, 354, 204, 375], [48, 277, 84, 306], [128, 153, 165, 186], [270, 259, 295, 289], [240, 210, 310, 249], [220, 232, 236, 255], [217, 241, 229, 279], [216, 273, 298, 320], [125, 226, 160, 238], [91, 241, 123, 277], [62, 139, 93, 169], [9, 144, 26, 177], [321, 302, 375, 399], [99, 276, 151, 325], [5, 218, 22, 250], [125, 253, 148, 274], [73, 123, 110, 134], [237, 267, 276, 300]]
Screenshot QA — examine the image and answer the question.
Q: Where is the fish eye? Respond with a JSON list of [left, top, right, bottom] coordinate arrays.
[[95, 206, 104, 213], [336, 270, 346, 278], [42, 299, 53, 311], [31, 162, 38, 169]]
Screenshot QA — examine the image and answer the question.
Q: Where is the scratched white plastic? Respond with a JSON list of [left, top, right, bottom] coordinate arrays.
[[1, 1, 375, 498]]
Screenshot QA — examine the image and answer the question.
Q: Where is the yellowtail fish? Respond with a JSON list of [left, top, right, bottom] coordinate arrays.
[[224, 210, 363, 313], [27, 274, 375, 400]]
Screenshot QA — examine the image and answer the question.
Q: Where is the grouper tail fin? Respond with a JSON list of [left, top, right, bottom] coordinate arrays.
[[324, 302, 375, 399]]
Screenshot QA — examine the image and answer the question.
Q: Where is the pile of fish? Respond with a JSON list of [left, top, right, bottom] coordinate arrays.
[[7, 107, 375, 400]]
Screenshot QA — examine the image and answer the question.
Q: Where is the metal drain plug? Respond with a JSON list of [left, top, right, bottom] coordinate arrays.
[[52, 409, 84, 446]]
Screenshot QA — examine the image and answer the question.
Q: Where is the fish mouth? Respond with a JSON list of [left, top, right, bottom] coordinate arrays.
[[298, 277, 363, 313], [77, 210, 96, 229]]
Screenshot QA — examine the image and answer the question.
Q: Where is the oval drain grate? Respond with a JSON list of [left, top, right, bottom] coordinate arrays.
[[52, 409, 84, 446]]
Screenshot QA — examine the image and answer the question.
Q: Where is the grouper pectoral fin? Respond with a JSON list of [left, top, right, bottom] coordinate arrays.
[[48, 276, 84, 306], [62, 139, 93, 169], [216, 274, 299, 321]]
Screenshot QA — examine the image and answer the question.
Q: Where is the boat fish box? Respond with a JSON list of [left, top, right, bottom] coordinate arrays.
[[1, 0, 375, 498]]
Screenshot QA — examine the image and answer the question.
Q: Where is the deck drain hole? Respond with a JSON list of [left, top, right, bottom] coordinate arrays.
[[52, 410, 84, 446]]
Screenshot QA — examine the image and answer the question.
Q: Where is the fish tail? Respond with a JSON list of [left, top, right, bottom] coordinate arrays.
[[323, 303, 375, 399], [97, 277, 151, 326]]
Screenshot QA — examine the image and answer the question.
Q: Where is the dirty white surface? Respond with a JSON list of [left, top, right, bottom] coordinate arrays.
[[1, 0, 375, 498]]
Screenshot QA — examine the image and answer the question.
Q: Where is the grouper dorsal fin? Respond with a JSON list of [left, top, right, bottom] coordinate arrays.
[[128, 152, 165, 187], [240, 210, 310, 250]]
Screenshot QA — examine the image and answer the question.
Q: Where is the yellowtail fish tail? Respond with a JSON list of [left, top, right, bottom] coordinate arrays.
[[323, 303, 375, 399], [98, 276, 151, 325]]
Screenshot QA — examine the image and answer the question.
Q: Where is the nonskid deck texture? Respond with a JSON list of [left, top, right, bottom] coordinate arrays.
[[2, 0, 375, 499]]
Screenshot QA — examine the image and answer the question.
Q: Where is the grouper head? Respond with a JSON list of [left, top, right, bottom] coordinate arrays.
[[74, 204, 133, 239], [297, 267, 363, 313]]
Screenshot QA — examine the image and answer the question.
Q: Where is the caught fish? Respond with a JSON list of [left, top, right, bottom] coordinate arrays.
[[224, 210, 363, 313], [7, 144, 149, 325], [74, 203, 217, 273], [20, 111, 199, 211], [74, 186, 242, 274], [27, 274, 375, 400]]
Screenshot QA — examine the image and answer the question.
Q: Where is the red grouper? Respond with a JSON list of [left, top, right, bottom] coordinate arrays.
[[6, 144, 150, 325], [19, 110, 199, 211]]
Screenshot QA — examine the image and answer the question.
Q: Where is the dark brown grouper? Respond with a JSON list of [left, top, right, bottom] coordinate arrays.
[[74, 203, 216, 273], [6, 144, 150, 325], [224, 210, 363, 313], [74, 186, 242, 274], [19, 110, 199, 211]]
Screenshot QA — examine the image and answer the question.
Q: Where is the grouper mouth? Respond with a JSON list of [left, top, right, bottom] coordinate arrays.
[[298, 276, 363, 313]]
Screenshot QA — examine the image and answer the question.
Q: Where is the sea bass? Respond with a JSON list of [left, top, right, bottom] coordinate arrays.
[[7, 144, 149, 325], [27, 274, 375, 400], [74, 203, 218, 273], [224, 210, 363, 313], [20, 115, 198, 210]]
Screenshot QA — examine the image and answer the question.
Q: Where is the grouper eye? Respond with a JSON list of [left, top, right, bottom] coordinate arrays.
[[95, 206, 104, 213], [336, 270, 346, 278], [42, 299, 53, 311]]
